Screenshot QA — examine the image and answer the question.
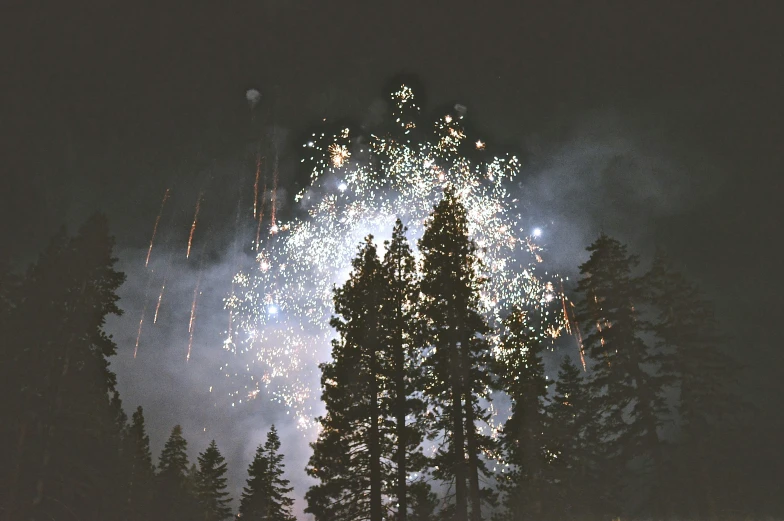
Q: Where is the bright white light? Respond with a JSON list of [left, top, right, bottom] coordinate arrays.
[[338, 181, 347, 192], [268, 305, 278, 315], [533, 227, 542, 237]]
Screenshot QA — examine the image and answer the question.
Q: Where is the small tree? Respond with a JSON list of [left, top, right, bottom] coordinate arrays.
[[153, 425, 200, 521], [125, 406, 155, 521], [196, 440, 233, 521], [239, 425, 295, 521]]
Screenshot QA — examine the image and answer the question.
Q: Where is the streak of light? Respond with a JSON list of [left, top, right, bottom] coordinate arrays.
[[186, 192, 202, 259], [145, 188, 170, 267]]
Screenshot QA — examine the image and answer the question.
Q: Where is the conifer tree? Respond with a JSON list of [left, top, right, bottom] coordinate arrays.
[[1, 214, 127, 521], [124, 406, 155, 521], [575, 233, 670, 517], [644, 250, 736, 519], [239, 426, 296, 521], [494, 309, 550, 520], [197, 440, 233, 521], [154, 425, 200, 521], [408, 481, 438, 521], [419, 190, 495, 521], [381, 219, 427, 521], [306, 237, 392, 521], [545, 356, 605, 520]]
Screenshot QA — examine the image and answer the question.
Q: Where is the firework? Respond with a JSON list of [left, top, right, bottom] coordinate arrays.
[[153, 253, 173, 324], [226, 85, 567, 428], [254, 153, 262, 219], [186, 192, 202, 259], [270, 142, 279, 233], [133, 270, 155, 359], [187, 266, 203, 363], [145, 188, 170, 267]]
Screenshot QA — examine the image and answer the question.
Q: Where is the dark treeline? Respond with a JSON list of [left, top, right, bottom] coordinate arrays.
[[0, 215, 297, 521], [0, 201, 778, 521]]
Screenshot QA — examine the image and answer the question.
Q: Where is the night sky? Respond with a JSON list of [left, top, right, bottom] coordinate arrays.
[[3, 2, 783, 517]]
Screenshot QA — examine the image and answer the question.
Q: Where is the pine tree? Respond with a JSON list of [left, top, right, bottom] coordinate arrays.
[[239, 425, 295, 521], [154, 425, 200, 521], [419, 190, 495, 521], [124, 406, 155, 521], [1, 214, 127, 521], [494, 309, 550, 520], [306, 237, 392, 521], [381, 219, 427, 521], [408, 481, 438, 521], [545, 356, 605, 520], [197, 440, 233, 521], [644, 249, 737, 519], [575, 233, 670, 517]]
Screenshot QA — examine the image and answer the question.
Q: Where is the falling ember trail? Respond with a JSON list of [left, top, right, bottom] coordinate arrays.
[[186, 193, 203, 259], [256, 182, 267, 249], [134, 271, 155, 359], [270, 136, 278, 233], [153, 253, 172, 324], [153, 283, 165, 324], [145, 188, 170, 267], [134, 317, 144, 359], [186, 267, 203, 362], [253, 154, 262, 219]]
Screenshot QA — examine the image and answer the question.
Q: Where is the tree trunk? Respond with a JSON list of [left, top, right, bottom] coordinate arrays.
[[370, 340, 382, 521], [464, 394, 482, 521], [451, 339, 468, 521], [396, 325, 408, 521]]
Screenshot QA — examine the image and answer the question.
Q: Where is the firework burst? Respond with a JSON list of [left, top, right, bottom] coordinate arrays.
[[224, 86, 566, 429]]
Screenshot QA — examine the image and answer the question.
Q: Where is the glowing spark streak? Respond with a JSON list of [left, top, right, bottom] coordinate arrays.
[[154, 283, 165, 324], [253, 154, 262, 219], [134, 316, 144, 359], [256, 182, 267, 250], [154, 253, 173, 324], [187, 269, 203, 362], [134, 271, 155, 359], [145, 188, 170, 267], [186, 193, 202, 259], [270, 137, 278, 229]]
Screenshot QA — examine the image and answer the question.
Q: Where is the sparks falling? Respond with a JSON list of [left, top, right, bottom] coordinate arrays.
[[145, 188, 170, 267], [187, 268, 203, 363], [133, 271, 155, 359], [254, 153, 262, 219], [186, 193, 202, 259]]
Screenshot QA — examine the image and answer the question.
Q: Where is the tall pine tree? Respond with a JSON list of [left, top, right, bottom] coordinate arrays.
[[306, 237, 392, 521], [644, 249, 736, 519], [381, 219, 427, 521], [576, 233, 670, 517], [196, 440, 233, 521], [419, 190, 495, 521], [239, 425, 295, 521], [1, 215, 127, 521]]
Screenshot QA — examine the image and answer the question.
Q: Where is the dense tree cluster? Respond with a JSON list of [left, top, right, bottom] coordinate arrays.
[[0, 214, 296, 521], [0, 201, 775, 521], [305, 194, 756, 521]]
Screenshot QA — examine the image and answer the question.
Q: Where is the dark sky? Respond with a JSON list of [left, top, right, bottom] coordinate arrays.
[[3, 1, 783, 516]]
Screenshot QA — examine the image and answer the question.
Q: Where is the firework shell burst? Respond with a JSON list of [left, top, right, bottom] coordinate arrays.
[[224, 87, 566, 430]]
